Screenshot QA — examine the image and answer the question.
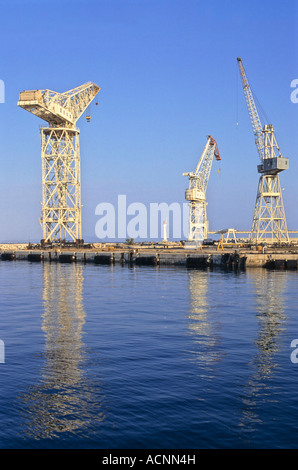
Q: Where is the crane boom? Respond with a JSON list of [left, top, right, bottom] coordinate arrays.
[[237, 57, 264, 161], [18, 82, 100, 127], [237, 57, 288, 175], [183, 135, 221, 200]]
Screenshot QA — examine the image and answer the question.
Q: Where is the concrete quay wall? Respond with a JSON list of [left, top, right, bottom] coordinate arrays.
[[1, 248, 298, 270]]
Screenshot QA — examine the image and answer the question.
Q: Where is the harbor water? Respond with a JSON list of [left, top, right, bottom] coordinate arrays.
[[0, 260, 298, 449]]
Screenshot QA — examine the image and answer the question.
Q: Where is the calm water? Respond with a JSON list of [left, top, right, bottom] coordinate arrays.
[[0, 260, 298, 449]]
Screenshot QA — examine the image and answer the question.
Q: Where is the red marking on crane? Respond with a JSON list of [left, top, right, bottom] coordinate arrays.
[[209, 136, 221, 160]]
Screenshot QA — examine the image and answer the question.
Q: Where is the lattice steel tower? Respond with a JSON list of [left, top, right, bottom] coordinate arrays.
[[183, 135, 221, 242], [18, 82, 100, 245], [237, 58, 289, 244]]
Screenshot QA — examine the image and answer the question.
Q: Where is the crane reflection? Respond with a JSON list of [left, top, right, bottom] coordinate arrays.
[[238, 269, 286, 437], [18, 262, 105, 440], [186, 269, 222, 376]]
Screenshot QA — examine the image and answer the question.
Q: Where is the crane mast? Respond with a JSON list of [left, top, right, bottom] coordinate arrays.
[[183, 135, 221, 242], [18, 82, 100, 246], [237, 58, 289, 243]]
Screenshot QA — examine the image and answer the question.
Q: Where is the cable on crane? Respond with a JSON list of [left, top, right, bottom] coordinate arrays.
[[250, 84, 271, 126], [236, 61, 239, 127], [86, 100, 99, 122], [86, 103, 91, 122]]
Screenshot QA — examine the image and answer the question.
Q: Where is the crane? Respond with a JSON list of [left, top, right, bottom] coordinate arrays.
[[18, 82, 100, 246], [183, 135, 221, 242], [237, 58, 289, 244]]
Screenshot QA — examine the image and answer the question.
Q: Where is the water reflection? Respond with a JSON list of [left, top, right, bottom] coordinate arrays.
[[239, 269, 286, 436], [18, 263, 105, 440], [186, 270, 222, 374]]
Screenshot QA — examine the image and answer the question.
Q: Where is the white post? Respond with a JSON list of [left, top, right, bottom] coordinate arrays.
[[163, 220, 168, 242]]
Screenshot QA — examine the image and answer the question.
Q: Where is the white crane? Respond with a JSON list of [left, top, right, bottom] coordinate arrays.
[[237, 58, 289, 243], [183, 135, 221, 242], [18, 82, 100, 246]]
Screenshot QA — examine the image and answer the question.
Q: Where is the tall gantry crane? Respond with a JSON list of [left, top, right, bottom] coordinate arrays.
[[237, 58, 289, 244], [18, 82, 100, 246], [183, 135, 221, 242]]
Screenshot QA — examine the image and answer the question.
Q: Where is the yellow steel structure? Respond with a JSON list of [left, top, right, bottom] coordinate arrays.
[[183, 135, 221, 242], [237, 58, 289, 244], [18, 82, 100, 245]]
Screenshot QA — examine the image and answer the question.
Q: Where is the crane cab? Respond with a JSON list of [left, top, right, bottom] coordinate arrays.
[[185, 188, 205, 201]]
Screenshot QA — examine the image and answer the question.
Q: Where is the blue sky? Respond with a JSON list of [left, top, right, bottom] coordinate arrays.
[[0, 0, 297, 241]]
